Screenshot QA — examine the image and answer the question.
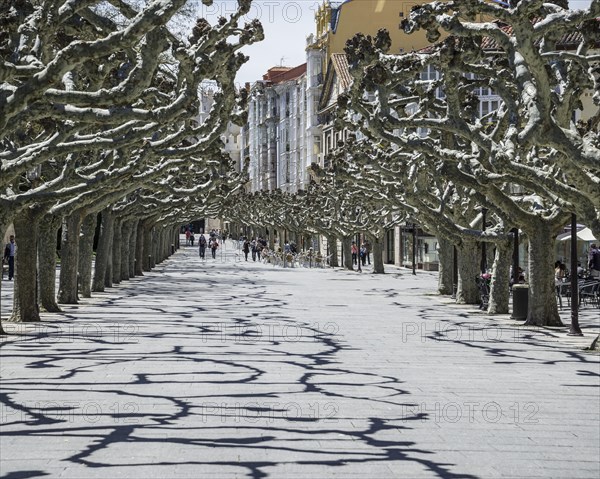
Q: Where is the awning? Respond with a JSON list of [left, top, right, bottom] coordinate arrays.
[[557, 227, 597, 242]]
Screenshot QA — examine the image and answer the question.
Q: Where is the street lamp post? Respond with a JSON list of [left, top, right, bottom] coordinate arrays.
[[512, 228, 519, 284], [568, 213, 582, 336], [357, 232, 362, 273], [480, 207, 488, 274], [412, 223, 417, 276], [451, 245, 458, 299]]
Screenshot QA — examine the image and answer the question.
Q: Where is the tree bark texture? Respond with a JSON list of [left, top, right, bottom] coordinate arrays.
[[38, 213, 62, 312], [0, 211, 11, 331], [57, 211, 83, 304], [135, 221, 145, 276], [158, 228, 166, 262], [78, 214, 97, 298], [92, 209, 114, 292], [524, 231, 563, 326], [143, 226, 153, 271], [111, 220, 122, 285], [268, 229, 275, 250], [342, 236, 353, 271], [129, 220, 138, 278], [10, 208, 41, 322], [370, 233, 385, 274], [456, 241, 481, 304], [487, 240, 511, 314], [150, 229, 157, 268], [120, 221, 131, 281], [437, 238, 453, 295], [327, 234, 339, 267]]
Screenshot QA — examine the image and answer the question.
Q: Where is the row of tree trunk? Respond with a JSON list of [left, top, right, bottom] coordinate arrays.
[[2, 208, 180, 326], [235, 222, 561, 327]]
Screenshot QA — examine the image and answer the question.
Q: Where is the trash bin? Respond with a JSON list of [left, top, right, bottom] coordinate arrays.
[[511, 284, 529, 320]]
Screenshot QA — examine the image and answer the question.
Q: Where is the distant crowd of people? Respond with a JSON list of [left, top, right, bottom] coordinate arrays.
[[351, 240, 371, 266], [178, 226, 600, 277], [553, 243, 600, 282], [241, 237, 268, 262], [182, 227, 222, 260]]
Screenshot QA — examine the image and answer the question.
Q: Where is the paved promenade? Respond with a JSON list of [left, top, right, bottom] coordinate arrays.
[[1, 243, 599, 478]]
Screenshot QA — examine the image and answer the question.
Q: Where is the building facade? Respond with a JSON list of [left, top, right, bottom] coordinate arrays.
[[195, 85, 242, 233], [243, 64, 309, 193]]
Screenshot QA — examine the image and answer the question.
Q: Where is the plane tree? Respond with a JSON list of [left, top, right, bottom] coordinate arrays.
[[339, 0, 599, 325], [1, 0, 263, 326]]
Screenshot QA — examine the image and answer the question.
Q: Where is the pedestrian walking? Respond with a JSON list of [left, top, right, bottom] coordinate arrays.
[[3, 235, 15, 280], [364, 240, 371, 265], [199, 235, 207, 259], [351, 241, 358, 265], [190, 232, 195, 247], [360, 243, 367, 266], [185, 229, 191, 246], [251, 239, 257, 261], [243, 239, 250, 261], [256, 241, 262, 261], [211, 238, 219, 259]]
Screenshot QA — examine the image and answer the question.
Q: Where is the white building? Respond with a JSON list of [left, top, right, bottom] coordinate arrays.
[[195, 85, 242, 234], [243, 63, 318, 193], [197, 85, 242, 173]]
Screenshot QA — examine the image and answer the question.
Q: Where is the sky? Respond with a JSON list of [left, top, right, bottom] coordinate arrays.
[[192, 0, 595, 87], [194, 0, 325, 85]]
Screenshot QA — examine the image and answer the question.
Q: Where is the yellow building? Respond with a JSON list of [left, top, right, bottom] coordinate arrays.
[[307, 1, 436, 168], [313, 0, 433, 63]]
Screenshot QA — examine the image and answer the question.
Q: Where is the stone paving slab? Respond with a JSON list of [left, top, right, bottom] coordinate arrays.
[[1, 242, 599, 478]]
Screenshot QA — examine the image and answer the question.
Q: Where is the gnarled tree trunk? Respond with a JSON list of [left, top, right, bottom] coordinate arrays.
[[268, 229, 275, 250], [78, 213, 96, 298], [370, 233, 385, 274], [111, 219, 122, 285], [150, 228, 157, 268], [524, 230, 563, 327], [327, 234, 339, 267], [342, 236, 353, 271], [437, 238, 453, 295], [58, 211, 83, 304], [456, 240, 481, 304], [92, 209, 114, 292], [0, 208, 12, 333], [10, 207, 41, 322], [135, 220, 145, 276], [143, 225, 153, 271], [129, 220, 138, 277], [488, 240, 511, 314], [38, 213, 61, 312], [120, 221, 131, 281]]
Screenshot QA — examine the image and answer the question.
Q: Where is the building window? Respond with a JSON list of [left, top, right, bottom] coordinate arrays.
[[420, 65, 437, 81], [480, 100, 500, 119]]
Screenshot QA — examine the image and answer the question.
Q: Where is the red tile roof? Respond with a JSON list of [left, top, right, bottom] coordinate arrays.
[[262, 63, 307, 84], [331, 53, 352, 90], [480, 19, 600, 50]]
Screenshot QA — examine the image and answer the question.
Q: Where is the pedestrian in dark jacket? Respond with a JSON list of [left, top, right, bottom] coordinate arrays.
[[243, 240, 250, 261], [198, 235, 207, 259], [3, 235, 15, 280]]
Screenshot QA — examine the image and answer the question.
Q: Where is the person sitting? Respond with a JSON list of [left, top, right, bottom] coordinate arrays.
[[555, 261, 567, 282], [588, 244, 600, 279]]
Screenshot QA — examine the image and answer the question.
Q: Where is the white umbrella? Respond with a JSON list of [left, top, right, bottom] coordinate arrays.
[[557, 227, 597, 241], [577, 227, 597, 241]]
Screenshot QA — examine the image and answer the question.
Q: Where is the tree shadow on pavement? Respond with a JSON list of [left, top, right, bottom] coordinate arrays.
[[0, 261, 479, 479]]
